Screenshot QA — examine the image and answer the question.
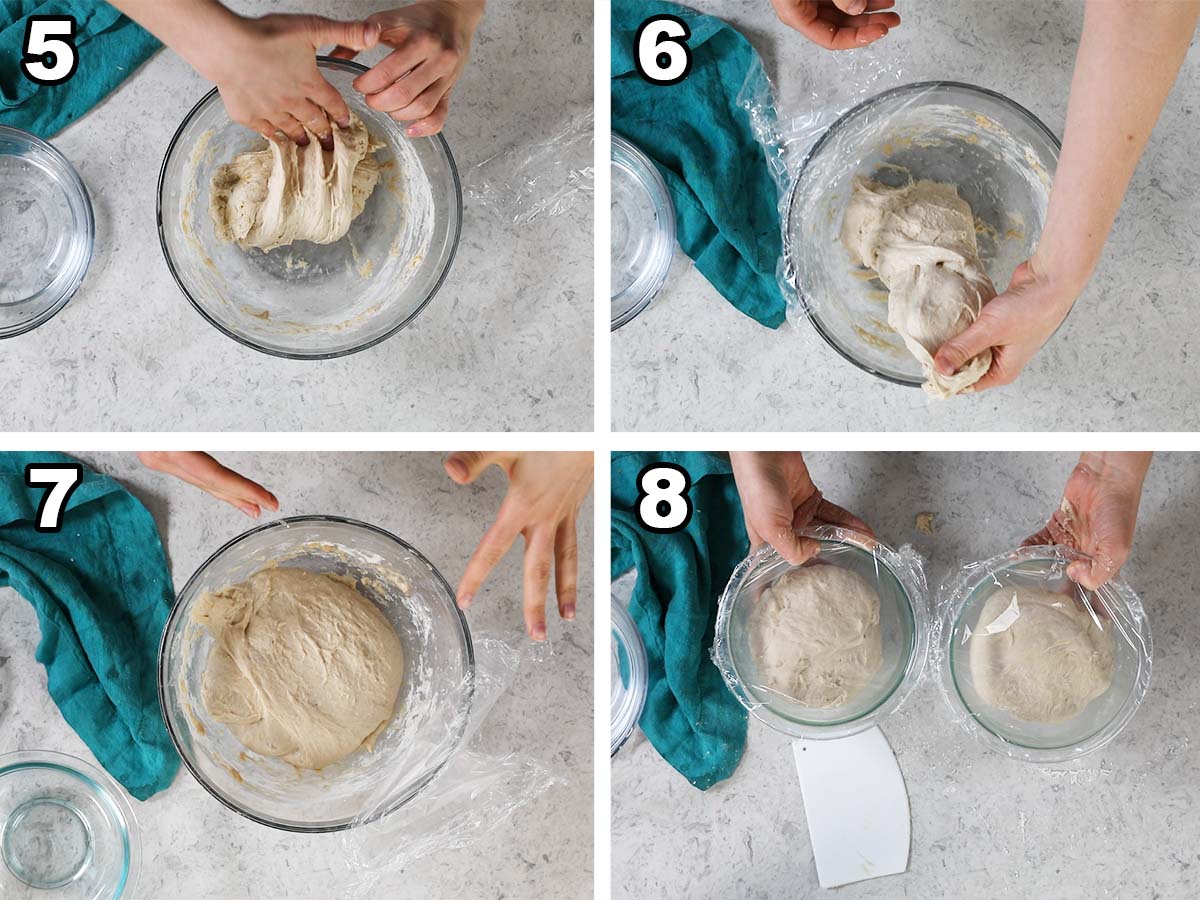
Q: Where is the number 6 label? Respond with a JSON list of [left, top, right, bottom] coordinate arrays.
[[635, 463, 693, 534], [634, 15, 692, 85], [21, 15, 79, 87], [25, 463, 83, 533]]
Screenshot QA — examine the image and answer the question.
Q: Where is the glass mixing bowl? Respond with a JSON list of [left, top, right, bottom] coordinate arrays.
[[785, 81, 1060, 386], [611, 133, 674, 330], [158, 516, 474, 832], [0, 751, 138, 899], [610, 571, 647, 757], [714, 527, 927, 739], [0, 126, 94, 338], [940, 545, 1152, 763], [157, 57, 462, 359]]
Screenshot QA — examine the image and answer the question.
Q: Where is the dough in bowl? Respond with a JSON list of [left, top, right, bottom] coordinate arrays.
[[749, 565, 884, 708], [209, 112, 383, 252], [840, 177, 996, 398], [193, 567, 405, 769], [969, 585, 1115, 723]]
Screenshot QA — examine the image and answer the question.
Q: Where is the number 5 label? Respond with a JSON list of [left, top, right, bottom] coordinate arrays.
[[635, 15, 692, 85], [21, 15, 79, 87], [25, 463, 83, 533], [635, 463, 693, 533]]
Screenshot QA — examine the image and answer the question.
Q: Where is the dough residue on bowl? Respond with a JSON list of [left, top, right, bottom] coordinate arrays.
[[192, 566, 405, 769], [749, 565, 883, 708], [209, 112, 384, 252], [840, 177, 996, 398], [969, 585, 1115, 723]]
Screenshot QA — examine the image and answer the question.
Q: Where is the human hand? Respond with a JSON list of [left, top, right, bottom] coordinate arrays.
[[137, 452, 279, 518], [770, 0, 900, 50], [729, 451, 872, 565], [1023, 452, 1152, 590], [331, 1, 485, 137], [445, 451, 593, 641], [933, 261, 1077, 392], [189, 12, 380, 148]]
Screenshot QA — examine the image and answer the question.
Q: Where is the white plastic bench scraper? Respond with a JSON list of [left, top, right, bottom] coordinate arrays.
[[792, 726, 910, 889]]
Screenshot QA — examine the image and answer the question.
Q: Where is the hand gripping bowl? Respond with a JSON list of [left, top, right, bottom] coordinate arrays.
[[713, 527, 928, 740], [784, 81, 1060, 387], [937, 545, 1152, 763], [157, 57, 462, 359], [158, 516, 474, 832]]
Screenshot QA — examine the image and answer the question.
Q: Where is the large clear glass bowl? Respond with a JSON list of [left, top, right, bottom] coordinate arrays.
[[610, 570, 647, 757], [0, 126, 93, 338], [157, 57, 462, 359], [785, 81, 1060, 386], [158, 516, 474, 832], [611, 134, 674, 330], [0, 751, 138, 899]]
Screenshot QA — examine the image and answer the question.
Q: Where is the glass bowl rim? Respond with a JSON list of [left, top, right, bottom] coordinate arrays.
[[610, 131, 674, 331], [610, 592, 648, 757]]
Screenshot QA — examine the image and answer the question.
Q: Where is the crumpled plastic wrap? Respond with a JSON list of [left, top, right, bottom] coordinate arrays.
[[712, 525, 929, 741], [932, 544, 1152, 763], [339, 635, 564, 895], [465, 111, 594, 225]]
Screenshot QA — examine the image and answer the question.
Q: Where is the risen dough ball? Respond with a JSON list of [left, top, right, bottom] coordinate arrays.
[[969, 585, 1115, 723], [840, 178, 996, 398], [749, 565, 884, 708], [209, 112, 383, 252], [193, 567, 405, 769]]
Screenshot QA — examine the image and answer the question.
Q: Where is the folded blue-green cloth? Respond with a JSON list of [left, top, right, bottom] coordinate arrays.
[[0, 452, 179, 800], [0, 1, 160, 137], [612, 0, 785, 328], [611, 451, 750, 789]]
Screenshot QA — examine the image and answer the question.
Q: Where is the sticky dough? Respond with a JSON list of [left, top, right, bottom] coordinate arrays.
[[209, 112, 383, 251], [749, 565, 883, 708], [193, 567, 404, 769], [841, 178, 996, 398], [969, 585, 1115, 723]]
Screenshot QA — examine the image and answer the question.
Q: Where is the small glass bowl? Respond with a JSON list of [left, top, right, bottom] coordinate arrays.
[[0, 751, 138, 899], [611, 133, 674, 330], [0, 126, 94, 338], [713, 527, 928, 740], [159, 516, 474, 832], [157, 57, 462, 359], [610, 571, 647, 757], [785, 81, 1060, 386], [939, 545, 1152, 763]]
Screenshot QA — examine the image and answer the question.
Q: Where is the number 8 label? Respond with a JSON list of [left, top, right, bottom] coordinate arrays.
[[636, 464, 693, 533]]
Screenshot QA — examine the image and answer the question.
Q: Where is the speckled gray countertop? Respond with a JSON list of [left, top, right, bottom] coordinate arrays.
[[0, 452, 593, 899], [612, 451, 1198, 898], [612, 1, 1200, 432], [3, 1, 593, 432]]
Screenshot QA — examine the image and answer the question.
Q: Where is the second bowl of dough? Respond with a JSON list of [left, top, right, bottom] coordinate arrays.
[[158, 515, 474, 832], [157, 57, 462, 359], [937, 545, 1152, 762], [713, 526, 928, 740]]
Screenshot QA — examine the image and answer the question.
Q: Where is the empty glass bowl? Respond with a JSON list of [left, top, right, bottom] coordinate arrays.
[[0, 751, 138, 899], [939, 545, 1152, 762], [610, 570, 647, 756], [157, 57, 462, 359], [611, 134, 674, 330], [714, 527, 928, 739], [159, 516, 474, 831], [0, 127, 93, 338], [785, 81, 1060, 386]]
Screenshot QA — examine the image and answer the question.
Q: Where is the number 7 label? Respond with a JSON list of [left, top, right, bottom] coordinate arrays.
[[25, 463, 83, 533]]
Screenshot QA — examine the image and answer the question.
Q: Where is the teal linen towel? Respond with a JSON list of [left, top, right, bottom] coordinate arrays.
[[611, 451, 750, 789], [612, 0, 786, 328], [0, 452, 179, 800], [0, 1, 160, 137]]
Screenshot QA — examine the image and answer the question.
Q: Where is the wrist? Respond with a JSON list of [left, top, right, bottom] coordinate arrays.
[[181, 5, 248, 84], [1078, 451, 1152, 493]]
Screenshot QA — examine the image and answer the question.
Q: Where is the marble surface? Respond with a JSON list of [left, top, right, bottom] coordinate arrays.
[[0, 452, 593, 899], [612, 451, 1199, 898], [612, 0, 1200, 431], [3, 1, 593, 432]]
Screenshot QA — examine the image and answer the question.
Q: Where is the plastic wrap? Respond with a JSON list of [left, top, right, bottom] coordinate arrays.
[[739, 58, 1059, 387], [933, 545, 1152, 763], [465, 111, 594, 225], [712, 525, 929, 740], [340, 635, 564, 893]]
